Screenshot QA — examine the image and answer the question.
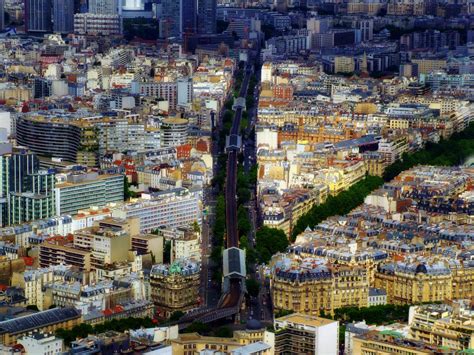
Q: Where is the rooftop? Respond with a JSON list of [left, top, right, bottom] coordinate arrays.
[[275, 313, 337, 328], [232, 341, 271, 354], [0, 307, 81, 335], [369, 288, 387, 297]]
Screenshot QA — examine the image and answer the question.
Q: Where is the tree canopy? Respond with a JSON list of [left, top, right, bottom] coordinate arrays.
[[255, 227, 289, 264], [245, 278, 260, 297], [292, 122, 474, 241], [292, 175, 384, 239], [383, 122, 474, 181], [333, 304, 410, 325], [56, 317, 156, 346]]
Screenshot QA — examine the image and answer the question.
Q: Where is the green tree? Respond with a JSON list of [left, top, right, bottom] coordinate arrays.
[[290, 123, 474, 241], [291, 176, 384, 239], [255, 227, 289, 264], [245, 278, 260, 297], [382, 123, 474, 182], [210, 245, 223, 265], [123, 176, 134, 200], [261, 24, 278, 40], [237, 187, 251, 205], [214, 326, 233, 338], [73, 323, 94, 339], [212, 269, 223, 284], [245, 247, 257, 269], [192, 220, 201, 234], [163, 240, 172, 263], [213, 194, 226, 247], [241, 234, 250, 250], [56, 317, 157, 346], [333, 304, 410, 325], [182, 321, 211, 334], [223, 110, 234, 124], [240, 235, 256, 271], [249, 164, 258, 186], [275, 309, 294, 318], [237, 205, 251, 236], [224, 98, 234, 111], [246, 95, 255, 109], [169, 311, 185, 322], [55, 328, 75, 346]]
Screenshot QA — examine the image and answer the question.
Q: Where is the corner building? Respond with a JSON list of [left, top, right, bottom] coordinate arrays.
[[149, 259, 200, 318]]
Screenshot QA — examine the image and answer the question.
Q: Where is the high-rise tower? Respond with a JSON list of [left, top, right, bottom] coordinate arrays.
[[0, 0, 5, 31], [25, 0, 52, 32], [53, 0, 74, 33], [161, 0, 197, 39], [198, 0, 216, 35]]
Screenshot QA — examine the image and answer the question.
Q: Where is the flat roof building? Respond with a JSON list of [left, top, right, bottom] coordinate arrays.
[[18, 332, 64, 355], [55, 172, 124, 215], [274, 313, 339, 355]]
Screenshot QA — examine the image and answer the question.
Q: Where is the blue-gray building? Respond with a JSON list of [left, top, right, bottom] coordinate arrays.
[[198, 0, 216, 35], [53, 0, 75, 33], [161, 0, 197, 38], [25, 0, 52, 32]]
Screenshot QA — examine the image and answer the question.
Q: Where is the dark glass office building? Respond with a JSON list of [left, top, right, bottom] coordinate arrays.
[[25, 0, 52, 32], [198, 0, 216, 35]]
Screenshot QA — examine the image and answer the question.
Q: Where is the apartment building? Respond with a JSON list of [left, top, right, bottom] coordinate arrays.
[[274, 313, 338, 355], [73, 225, 131, 270], [55, 171, 124, 215], [83, 300, 154, 326], [16, 115, 99, 166], [368, 288, 387, 307], [111, 188, 201, 233], [409, 302, 474, 350], [136, 167, 181, 190], [39, 216, 136, 275], [314, 161, 367, 196], [158, 226, 201, 263], [363, 152, 388, 177], [44, 281, 110, 314], [271, 257, 369, 316], [11, 264, 84, 310], [131, 82, 177, 110], [353, 330, 435, 354], [74, 13, 122, 36], [71, 207, 113, 232], [411, 59, 447, 75], [39, 237, 92, 271], [261, 186, 328, 236], [335, 56, 356, 74], [131, 234, 163, 260], [149, 259, 200, 318], [160, 118, 189, 148], [374, 260, 454, 305], [171, 330, 272, 355], [18, 332, 64, 355], [377, 136, 409, 164]]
